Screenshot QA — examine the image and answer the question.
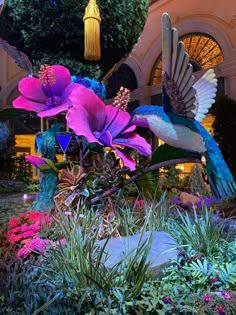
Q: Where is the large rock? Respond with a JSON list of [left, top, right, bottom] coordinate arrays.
[[179, 192, 200, 207], [97, 231, 179, 278]]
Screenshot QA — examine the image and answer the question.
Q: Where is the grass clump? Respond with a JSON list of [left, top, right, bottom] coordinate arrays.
[[0, 192, 235, 314]]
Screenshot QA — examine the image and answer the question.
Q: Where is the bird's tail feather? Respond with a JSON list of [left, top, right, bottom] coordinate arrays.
[[204, 142, 236, 200]]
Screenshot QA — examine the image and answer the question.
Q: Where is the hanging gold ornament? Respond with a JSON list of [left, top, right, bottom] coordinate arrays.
[[83, 0, 101, 61]]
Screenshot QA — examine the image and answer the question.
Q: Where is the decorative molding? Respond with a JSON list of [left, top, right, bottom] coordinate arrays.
[[149, 0, 174, 13], [175, 14, 231, 30], [229, 15, 236, 28]]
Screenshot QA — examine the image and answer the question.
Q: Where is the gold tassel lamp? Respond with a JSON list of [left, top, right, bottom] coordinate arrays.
[[83, 0, 101, 61]]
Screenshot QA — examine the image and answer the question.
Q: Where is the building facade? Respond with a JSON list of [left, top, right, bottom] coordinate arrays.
[[124, 0, 236, 104]]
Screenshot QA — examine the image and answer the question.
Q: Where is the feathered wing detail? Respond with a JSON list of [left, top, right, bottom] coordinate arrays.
[[0, 38, 32, 75], [162, 13, 197, 120], [192, 69, 217, 122]]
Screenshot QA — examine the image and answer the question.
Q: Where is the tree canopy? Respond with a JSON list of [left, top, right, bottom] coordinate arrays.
[[0, 0, 148, 79]]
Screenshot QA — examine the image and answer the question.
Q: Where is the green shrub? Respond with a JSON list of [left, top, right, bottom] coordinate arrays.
[[189, 164, 209, 197]]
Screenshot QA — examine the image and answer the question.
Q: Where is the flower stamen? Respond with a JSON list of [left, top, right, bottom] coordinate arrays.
[[39, 64, 56, 87], [101, 87, 131, 134], [113, 86, 130, 111]]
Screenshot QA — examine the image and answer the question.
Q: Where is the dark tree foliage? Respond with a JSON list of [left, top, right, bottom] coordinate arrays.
[[0, 0, 148, 79], [211, 95, 236, 180]]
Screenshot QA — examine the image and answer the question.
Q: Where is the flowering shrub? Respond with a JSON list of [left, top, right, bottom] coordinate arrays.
[[8, 212, 54, 258], [9, 212, 52, 229], [16, 237, 67, 259], [16, 237, 51, 259], [8, 223, 41, 243], [201, 291, 236, 315]]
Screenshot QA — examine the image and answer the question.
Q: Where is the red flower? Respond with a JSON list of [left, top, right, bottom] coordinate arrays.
[[7, 212, 52, 245], [210, 277, 217, 285], [9, 217, 19, 228], [216, 305, 225, 315], [162, 296, 171, 304], [134, 200, 145, 207], [204, 293, 211, 306]]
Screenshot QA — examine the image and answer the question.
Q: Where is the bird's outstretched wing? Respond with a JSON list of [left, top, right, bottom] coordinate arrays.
[[162, 13, 217, 122], [192, 69, 217, 122], [0, 38, 33, 75]]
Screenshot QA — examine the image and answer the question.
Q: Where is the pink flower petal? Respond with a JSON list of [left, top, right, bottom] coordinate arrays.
[[13, 96, 46, 111], [114, 133, 151, 156], [66, 85, 106, 129], [9, 217, 19, 228], [22, 231, 37, 238], [16, 246, 31, 259], [103, 106, 131, 137], [66, 106, 104, 144], [98, 130, 136, 170], [113, 146, 136, 171], [50, 65, 71, 96], [18, 77, 47, 102], [25, 155, 49, 169], [38, 102, 72, 118], [28, 238, 51, 252], [61, 83, 87, 102]]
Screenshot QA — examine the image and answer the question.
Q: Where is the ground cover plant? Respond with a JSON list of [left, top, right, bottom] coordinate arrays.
[[0, 194, 236, 314]]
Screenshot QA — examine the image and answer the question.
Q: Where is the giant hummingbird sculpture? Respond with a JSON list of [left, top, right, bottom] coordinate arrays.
[[129, 13, 236, 200]]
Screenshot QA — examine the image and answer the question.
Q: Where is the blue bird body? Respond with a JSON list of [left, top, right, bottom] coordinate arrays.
[[131, 105, 236, 199], [132, 105, 205, 153], [129, 13, 236, 200]]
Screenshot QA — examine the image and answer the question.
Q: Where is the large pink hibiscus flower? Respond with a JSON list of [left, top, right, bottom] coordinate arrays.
[[13, 65, 86, 118], [66, 88, 151, 170]]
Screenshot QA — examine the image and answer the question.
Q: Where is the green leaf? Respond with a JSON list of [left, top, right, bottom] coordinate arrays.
[[43, 158, 58, 172], [55, 161, 70, 170], [86, 142, 104, 153], [151, 143, 198, 165], [135, 171, 156, 198], [0, 108, 33, 122], [80, 189, 90, 197], [37, 165, 52, 173]]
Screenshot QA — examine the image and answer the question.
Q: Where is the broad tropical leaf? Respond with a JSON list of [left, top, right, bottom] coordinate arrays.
[[151, 143, 199, 165]]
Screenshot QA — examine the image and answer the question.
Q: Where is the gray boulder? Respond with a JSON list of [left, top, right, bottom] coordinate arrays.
[[97, 231, 179, 278]]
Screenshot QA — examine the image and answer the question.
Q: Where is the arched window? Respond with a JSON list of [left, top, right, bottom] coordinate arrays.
[[150, 33, 224, 85], [105, 64, 138, 99]]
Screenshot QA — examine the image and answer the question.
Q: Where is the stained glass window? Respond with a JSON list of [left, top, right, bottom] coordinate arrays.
[[150, 33, 224, 85]]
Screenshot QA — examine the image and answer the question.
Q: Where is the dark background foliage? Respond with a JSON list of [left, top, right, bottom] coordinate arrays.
[[212, 95, 236, 180], [0, 0, 148, 79]]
